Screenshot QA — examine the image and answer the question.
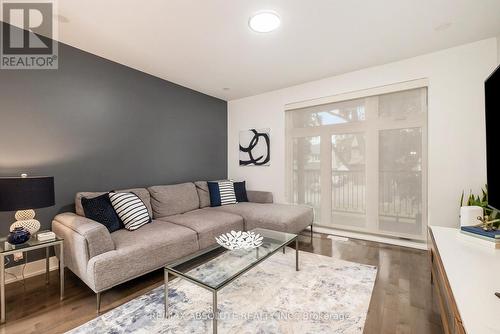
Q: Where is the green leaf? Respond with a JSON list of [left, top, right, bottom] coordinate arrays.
[[460, 186, 490, 211]]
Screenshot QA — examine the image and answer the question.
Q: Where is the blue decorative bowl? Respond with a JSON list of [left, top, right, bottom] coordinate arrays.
[[8, 227, 31, 245]]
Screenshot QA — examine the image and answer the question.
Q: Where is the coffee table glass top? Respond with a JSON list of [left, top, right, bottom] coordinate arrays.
[[166, 228, 297, 290]]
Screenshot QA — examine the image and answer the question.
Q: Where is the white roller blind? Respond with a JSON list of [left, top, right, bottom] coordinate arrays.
[[285, 83, 427, 240]]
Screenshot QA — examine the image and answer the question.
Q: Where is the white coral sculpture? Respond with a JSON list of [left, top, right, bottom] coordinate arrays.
[[216, 230, 264, 250]]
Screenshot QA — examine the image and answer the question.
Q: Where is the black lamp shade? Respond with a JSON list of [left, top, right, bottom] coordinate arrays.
[[0, 176, 55, 211]]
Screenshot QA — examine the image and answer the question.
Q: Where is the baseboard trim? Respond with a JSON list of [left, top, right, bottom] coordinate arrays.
[[311, 226, 428, 250], [5, 256, 59, 284]]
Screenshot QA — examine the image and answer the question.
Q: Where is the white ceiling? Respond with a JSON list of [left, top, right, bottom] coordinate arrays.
[[53, 0, 500, 100]]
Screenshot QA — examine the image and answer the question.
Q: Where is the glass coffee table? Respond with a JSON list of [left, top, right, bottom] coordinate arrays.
[[164, 228, 298, 333]]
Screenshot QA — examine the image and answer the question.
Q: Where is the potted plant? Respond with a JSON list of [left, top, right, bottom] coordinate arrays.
[[460, 185, 500, 230]]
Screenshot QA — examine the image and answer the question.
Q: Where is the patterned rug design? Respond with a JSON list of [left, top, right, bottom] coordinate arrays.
[[67, 248, 377, 334]]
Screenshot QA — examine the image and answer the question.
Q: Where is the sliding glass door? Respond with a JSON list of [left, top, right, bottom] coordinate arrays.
[[286, 85, 427, 240]]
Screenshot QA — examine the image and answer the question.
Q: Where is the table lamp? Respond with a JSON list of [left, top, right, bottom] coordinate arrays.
[[0, 174, 55, 234]]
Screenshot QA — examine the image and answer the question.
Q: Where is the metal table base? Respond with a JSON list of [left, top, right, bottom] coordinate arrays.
[[0, 239, 64, 324], [164, 237, 299, 334]]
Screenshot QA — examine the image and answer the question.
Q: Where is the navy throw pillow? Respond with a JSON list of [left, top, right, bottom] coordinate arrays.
[[207, 182, 221, 207], [233, 181, 248, 202], [82, 193, 122, 233], [208, 181, 237, 207]]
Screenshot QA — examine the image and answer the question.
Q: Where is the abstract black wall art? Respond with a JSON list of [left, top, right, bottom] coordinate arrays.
[[239, 128, 270, 166]]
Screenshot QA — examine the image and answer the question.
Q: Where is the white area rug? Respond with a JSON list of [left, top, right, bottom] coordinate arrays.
[[67, 249, 377, 334]]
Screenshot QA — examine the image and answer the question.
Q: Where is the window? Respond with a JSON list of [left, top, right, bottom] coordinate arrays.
[[292, 136, 321, 221], [286, 82, 427, 240], [332, 133, 366, 228], [291, 99, 366, 127]]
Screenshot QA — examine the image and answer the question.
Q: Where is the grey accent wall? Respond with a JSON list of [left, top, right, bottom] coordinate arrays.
[[0, 24, 228, 239]]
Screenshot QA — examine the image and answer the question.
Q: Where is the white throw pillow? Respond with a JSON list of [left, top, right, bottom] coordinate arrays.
[[109, 192, 151, 231], [218, 180, 237, 205]]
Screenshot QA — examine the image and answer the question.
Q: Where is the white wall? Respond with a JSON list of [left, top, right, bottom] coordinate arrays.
[[228, 38, 498, 228], [497, 35, 500, 64]]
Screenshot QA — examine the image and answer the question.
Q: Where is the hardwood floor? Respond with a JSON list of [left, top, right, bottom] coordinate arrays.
[[0, 232, 443, 334]]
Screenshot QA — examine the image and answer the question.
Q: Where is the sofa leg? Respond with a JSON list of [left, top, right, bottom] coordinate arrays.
[[310, 224, 313, 244], [96, 292, 101, 314]]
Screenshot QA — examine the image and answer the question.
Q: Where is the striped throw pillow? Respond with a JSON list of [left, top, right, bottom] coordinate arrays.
[[207, 181, 238, 207], [108, 192, 151, 231]]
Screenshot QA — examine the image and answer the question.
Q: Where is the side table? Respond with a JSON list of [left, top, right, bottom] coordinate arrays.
[[0, 235, 64, 324]]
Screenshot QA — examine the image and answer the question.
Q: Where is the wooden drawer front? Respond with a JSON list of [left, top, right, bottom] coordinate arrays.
[[430, 231, 465, 334], [454, 317, 466, 334]]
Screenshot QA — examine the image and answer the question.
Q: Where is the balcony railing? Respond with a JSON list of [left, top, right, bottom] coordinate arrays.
[[292, 169, 421, 222], [292, 169, 321, 221], [332, 170, 365, 214], [379, 170, 421, 220]]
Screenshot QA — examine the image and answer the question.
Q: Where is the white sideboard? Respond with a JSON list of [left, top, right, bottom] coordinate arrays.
[[429, 226, 500, 334]]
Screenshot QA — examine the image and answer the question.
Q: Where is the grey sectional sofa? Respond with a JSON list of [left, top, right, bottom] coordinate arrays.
[[52, 181, 313, 311]]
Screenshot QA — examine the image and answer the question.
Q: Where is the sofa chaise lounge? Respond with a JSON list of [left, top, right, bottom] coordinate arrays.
[[52, 181, 314, 311]]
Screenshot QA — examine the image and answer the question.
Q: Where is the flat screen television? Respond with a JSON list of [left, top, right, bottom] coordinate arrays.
[[486, 64, 500, 210]]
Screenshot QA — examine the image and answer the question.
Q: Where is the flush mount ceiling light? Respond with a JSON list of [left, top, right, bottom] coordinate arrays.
[[248, 11, 280, 33]]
